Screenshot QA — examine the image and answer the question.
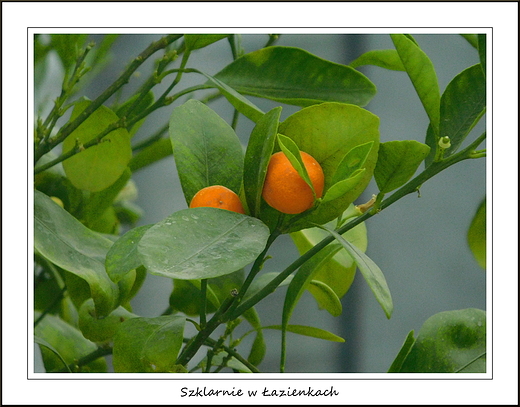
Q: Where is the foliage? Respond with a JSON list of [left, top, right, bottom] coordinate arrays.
[[34, 33, 486, 373]]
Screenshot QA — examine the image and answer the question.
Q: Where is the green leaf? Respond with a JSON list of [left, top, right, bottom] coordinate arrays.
[[214, 46, 376, 107], [398, 309, 486, 373], [291, 205, 367, 299], [82, 167, 131, 230], [277, 134, 315, 194], [169, 99, 244, 204], [263, 325, 345, 342], [242, 307, 266, 366], [460, 34, 478, 48], [105, 224, 153, 283], [34, 190, 119, 317], [468, 198, 486, 269], [78, 298, 138, 342], [440, 64, 486, 157], [331, 141, 374, 185], [184, 34, 229, 50], [322, 169, 366, 204], [388, 330, 416, 373], [320, 225, 393, 319], [275, 102, 380, 232], [242, 272, 293, 303], [62, 99, 132, 192], [169, 269, 244, 315], [34, 335, 72, 373], [243, 107, 281, 216], [307, 280, 342, 317], [50, 34, 88, 72], [374, 140, 431, 193], [137, 207, 270, 280], [478, 34, 486, 76], [391, 34, 441, 136], [113, 315, 186, 372], [200, 71, 265, 123], [350, 49, 405, 71], [34, 312, 107, 372]]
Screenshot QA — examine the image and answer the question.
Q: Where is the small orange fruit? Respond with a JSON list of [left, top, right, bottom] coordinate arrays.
[[189, 185, 245, 214], [262, 151, 325, 214]]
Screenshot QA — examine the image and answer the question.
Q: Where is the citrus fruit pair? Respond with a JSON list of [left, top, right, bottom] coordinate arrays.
[[189, 151, 324, 216]]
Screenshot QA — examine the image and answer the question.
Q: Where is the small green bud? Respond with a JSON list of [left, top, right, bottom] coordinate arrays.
[[438, 136, 451, 149]]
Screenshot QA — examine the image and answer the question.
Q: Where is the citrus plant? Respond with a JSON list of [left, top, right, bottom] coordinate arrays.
[[34, 33, 486, 373]]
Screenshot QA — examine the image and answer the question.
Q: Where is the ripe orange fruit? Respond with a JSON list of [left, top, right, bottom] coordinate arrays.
[[262, 151, 324, 214], [189, 185, 245, 214]]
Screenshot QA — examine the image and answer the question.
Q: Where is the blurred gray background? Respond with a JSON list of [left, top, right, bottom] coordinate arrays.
[[35, 33, 486, 373]]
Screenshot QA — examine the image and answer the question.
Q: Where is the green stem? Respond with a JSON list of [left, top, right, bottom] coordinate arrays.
[[228, 131, 487, 320], [200, 279, 208, 329], [52, 346, 112, 373], [34, 34, 182, 164]]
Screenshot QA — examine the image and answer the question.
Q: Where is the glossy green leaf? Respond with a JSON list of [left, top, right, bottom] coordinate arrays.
[[184, 34, 229, 50], [113, 315, 186, 372], [468, 198, 486, 269], [105, 224, 153, 283], [350, 49, 405, 71], [214, 46, 376, 107], [388, 330, 416, 373], [398, 309, 486, 373], [291, 205, 368, 299], [34, 312, 107, 372], [138, 207, 270, 280], [460, 34, 478, 48], [50, 34, 88, 72], [307, 280, 342, 317], [320, 225, 393, 319], [478, 34, 486, 76], [200, 71, 265, 123], [169, 99, 244, 204], [391, 34, 441, 136], [62, 99, 132, 192], [243, 107, 281, 216], [82, 167, 131, 230], [263, 325, 344, 343], [78, 298, 138, 342], [274, 102, 380, 232], [34, 335, 72, 372], [440, 64, 486, 157], [242, 307, 266, 366], [277, 133, 314, 193], [322, 169, 366, 204], [331, 141, 374, 185], [34, 190, 119, 317], [374, 140, 431, 193]]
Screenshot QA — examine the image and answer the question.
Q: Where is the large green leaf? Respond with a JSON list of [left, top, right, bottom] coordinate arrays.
[[137, 207, 270, 280], [291, 205, 368, 300], [34, 190, 119, 317], [112, 315, 186, 372], [374, 140, 430, 193], [388, 330, 416, 373], [391, 34, 441, 136], [169, 100, 244, 204], [105, 224, 153, 283], [397, 309, 486, 373], [320, 225, 393, 319], [468, 198, 486, 269], [214, 46, 376, 107], [440, 64, 486, 157], [50, 34, 88, 72], [34, 312, 107, 372], [243, 107, 281, 217], [478, 34, 486, 76], [274, 102, 380, 232], [349, 49, 405, 71], [62, 99, 132, 192]]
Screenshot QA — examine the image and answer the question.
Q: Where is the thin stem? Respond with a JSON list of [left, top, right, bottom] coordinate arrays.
[[52, 346, 112, 373], [34, 34, 182, 164], [200, 279, 208, 329]]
